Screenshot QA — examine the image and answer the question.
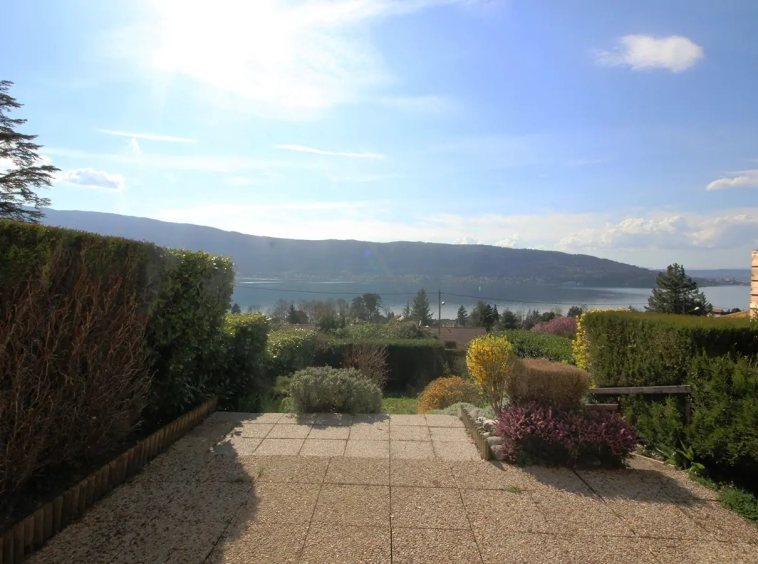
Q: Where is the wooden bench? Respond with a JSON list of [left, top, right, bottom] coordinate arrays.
[[585, 385, 693, 422]]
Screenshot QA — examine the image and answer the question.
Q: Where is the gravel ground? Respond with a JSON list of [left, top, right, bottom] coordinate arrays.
[[26, 412, 758, 564]]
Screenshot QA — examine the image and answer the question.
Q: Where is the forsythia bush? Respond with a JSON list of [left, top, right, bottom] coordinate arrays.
[[467, 333, 522, 412], [289, 367, 382, 414], [417, 376, 481, 414], [507, 359, 591, 410]]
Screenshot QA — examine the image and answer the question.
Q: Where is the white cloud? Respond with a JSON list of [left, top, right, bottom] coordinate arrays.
[[128, 137, 142, 155], [97, 129, 195, 143], [494, 235, 522, 248], [274, 144, 384, 159], [453, 234, 482, 245], [596, 35, 704, 72], [57, 168, 125, 191], [117, 0, 479, 118], [706, 170, 758, 190]]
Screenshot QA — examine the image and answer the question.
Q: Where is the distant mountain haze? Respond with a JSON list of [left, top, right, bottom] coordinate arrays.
[[37, 208, 660, 287]]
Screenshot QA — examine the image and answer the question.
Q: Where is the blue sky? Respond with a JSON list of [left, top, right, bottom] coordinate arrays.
[[3, 0, 758, 268]]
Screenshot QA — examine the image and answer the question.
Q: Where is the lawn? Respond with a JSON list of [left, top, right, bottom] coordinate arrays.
[[381, 396, 418, 414]]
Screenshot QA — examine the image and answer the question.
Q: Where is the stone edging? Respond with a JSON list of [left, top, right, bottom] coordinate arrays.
[[460, 407, 491, 461], [0, 397, 218, 564]]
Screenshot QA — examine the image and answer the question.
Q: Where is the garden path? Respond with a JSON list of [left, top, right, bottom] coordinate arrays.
[[28, 413, 758, 563]]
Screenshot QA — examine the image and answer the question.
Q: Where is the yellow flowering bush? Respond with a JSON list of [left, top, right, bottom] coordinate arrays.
[[466, 333, 523, 412], [417, 376, 481, 414]]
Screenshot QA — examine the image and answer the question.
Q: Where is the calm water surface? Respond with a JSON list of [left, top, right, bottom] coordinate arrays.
[[232, 279, 750, 317]]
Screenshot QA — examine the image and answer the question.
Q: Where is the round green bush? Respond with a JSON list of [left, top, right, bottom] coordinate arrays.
[[289, 367, 382, 414]]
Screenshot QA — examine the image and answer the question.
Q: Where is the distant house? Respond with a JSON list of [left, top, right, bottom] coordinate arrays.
[[439, 327, 487, 350]]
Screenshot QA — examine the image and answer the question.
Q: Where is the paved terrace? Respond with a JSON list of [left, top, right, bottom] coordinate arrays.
[[30, 413, 758, 563]]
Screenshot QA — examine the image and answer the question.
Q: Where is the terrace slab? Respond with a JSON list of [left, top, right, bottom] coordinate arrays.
[[25, 412, 758, 564]]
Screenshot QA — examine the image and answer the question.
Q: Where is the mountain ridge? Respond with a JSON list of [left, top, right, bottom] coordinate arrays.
[[37, 208, 659, 287]]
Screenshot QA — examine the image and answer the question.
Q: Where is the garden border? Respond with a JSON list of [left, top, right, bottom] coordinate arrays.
[[460, 407, 491, 461], [0, 397, 218, 564]]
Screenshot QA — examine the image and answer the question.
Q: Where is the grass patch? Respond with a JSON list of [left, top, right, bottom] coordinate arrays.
[[381, 396, 418, 414], [506, 486, 524, 494], [718, 486, 758, 524]]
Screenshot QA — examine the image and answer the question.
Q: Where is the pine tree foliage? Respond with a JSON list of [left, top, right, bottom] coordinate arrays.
[[646, 263, 711, 315], [1, 81, 58, 222]]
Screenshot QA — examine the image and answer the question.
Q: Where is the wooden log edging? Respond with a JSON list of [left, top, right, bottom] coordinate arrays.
[[460, 407, 491, 461], [0, 396, 218, 564]]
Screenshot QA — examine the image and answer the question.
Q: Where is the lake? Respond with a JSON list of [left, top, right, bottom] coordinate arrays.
[[232, 279, 751, 318]]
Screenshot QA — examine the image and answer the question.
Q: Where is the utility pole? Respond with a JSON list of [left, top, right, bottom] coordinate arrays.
[[438, 290, 442, 336]]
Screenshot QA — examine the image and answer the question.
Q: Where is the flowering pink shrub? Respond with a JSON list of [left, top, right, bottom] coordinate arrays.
[[532, 316, 577, 337], [496, 401, 638, 466]]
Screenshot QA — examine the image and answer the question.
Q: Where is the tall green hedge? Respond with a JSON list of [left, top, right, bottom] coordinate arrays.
[[0, 221, 237, 426], [581, 311, 757, 386], [266, 328, 320, 378], [218, 313, 271, 410], [581, 310, 758, 479]]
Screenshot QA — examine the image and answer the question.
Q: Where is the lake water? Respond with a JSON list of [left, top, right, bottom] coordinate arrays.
[[232, 279, 751, 318]]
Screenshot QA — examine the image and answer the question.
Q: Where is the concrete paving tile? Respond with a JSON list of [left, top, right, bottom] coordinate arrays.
[[254, 438, 305, 455], [353, 414, 391, 424], [207, 411, 251, 424], [300, 438, 347, 456], [461, 489, 550, 533], [474, 531, 566, 564], [25, 521, 116, 564], [524, 466, 593, 494], [325, 457, 390, 485], [424, 413, 465, 428], [278, 413, 317, 424], [236, 412, 283, 424], [244, 482, 320, 524], [577, 468, 684, 502], [233, 423, 273, 438], [391, 486, 470, 529], [392, 528, 482, 564], [185, 420, 238, 441], [308, 424, 351, 439], [647, 539, 758, 564], [266, 423, 312, 439], [605, 498, 710, 540], [389, 414, 427, 426], [344, 439, 390, 458], [315, 413, 353, 426], [449, 461, 541, 491], [212, 435, 262, 456], [553, 535, 660, 564], [170, 435, 219, 455], [312, 484, 390, 528], [139, 449, 207, 482], [349, 422, 390, 440], [210, 522, 309, 564], [193, 455, 262, 482], [530, 489, 634, 537], [252, 455, 329, 484], [390, 459, 456, 488], [391, 425, 431, 441], [432, 440, 480, 461], [679, 500, 758, 543], [391, 440, 435, 460], [430, 426, 471, 442], [300, 525, 391, 564]]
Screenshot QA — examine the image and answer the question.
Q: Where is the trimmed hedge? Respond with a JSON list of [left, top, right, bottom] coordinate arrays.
[[266, 328, 320, 378], [580, 311, 758, 481], [315, 338, 446, 394], [495, 329, 575, 364], [579, 311, 758, 387], [219, 313, 271, 410], [0, 220, 238, 521]]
